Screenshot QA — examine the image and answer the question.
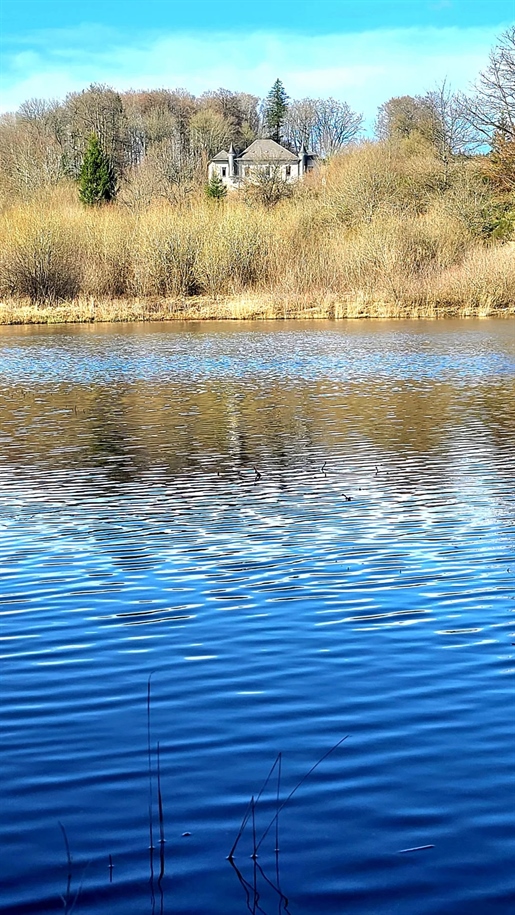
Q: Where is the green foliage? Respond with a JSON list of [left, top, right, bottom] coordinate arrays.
[[482, 201, 515, 240], [78, 133, 116, 206], [205, 172, 227, 200], [484, 135, 515, 193], [264, 79, 289, 144], [447, 177, 515, 240]]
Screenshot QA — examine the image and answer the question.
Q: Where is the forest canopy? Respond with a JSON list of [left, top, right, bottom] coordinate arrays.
[[0, 27, 512, 205]]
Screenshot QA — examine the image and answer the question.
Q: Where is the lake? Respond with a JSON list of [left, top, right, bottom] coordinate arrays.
[[1, 319, 514, 915]]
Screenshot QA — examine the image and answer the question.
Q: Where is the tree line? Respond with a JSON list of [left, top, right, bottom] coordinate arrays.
[[0, 26, 513, 205]]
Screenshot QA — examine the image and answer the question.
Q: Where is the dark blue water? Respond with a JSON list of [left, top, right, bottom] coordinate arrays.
[[1, 320, 514, 915]]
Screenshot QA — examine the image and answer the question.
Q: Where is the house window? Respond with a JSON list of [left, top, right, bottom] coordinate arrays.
[[285, 165, 291, 177], [221, 167, 227, 177]]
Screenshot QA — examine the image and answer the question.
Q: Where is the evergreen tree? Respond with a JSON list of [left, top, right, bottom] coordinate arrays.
[[205, 172, 227, 200], [264, 79, 289, 144], [78, 133, 116, 205]]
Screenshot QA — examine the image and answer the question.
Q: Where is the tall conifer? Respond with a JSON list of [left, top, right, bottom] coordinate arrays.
[[264, 79, 289, 144], [78, 133, 116, 205]]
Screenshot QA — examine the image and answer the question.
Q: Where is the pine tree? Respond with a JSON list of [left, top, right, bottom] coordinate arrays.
[[78, 133, 116, 206], [206, 172, 227, 200], [264, 79, 289, 144]]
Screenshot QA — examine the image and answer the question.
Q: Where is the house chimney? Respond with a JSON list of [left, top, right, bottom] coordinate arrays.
[[228, 144, 235, 178], [299, 142, 307, 176]]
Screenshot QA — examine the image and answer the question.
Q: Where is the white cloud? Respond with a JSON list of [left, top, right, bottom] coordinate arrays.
[[0, 23, 509, 123]]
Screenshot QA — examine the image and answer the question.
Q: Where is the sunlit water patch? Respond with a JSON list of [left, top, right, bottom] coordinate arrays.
[[0, 320, 514, 915]]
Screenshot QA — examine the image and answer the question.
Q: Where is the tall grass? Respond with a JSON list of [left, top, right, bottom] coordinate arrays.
[[0, 141, 513, 320], [0, 206, 82, 303]]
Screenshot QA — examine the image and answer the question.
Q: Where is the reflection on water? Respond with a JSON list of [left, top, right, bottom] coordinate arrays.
[[0, 320, 514, 915]]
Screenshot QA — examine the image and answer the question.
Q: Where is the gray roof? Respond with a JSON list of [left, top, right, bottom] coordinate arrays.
[[211, 149, 230, 162], [238, 138, 298, 161]]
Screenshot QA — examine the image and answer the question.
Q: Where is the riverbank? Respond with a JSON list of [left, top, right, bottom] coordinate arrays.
[[1, 287, 515, 325], [2, 142, 514, 323]]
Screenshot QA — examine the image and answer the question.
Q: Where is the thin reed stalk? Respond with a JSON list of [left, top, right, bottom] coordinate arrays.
[[157, 740, 166, 881], [255, 735, 349, 853], [147, 675, 155, 883], [228, 735, 349, 863], [228, 753, 283, 860]]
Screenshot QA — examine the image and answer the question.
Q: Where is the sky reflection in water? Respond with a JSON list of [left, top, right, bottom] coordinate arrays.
[[0, 320, 514, 915]]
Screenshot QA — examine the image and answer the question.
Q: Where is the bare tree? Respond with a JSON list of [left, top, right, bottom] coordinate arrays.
[[284, 97, 363, 156], [165, 88, 198, 150], [375, 95, 436, 142], [200, 88, 259, 147], [233, 92, 260, 145], [17, 97, 57, 132], [463, 26, 515, 143], [189, 108, 232, 159], [315, 98, 363, 156], [482, 133, 515, 192], [424, 81, 478, 160], [123, 92, 183, 166], [62, 84, 127, 177], [284, 98, 322, 151], [0, 114, 66, 194], [15, 97, 70, 163]]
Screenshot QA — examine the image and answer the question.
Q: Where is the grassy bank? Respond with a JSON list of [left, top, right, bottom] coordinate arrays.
[[2, 286, 514, 325], [1, 141, 514, 323]]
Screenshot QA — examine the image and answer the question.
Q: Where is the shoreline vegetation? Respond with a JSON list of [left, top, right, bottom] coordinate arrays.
[[1, 29, 514, 325], [2, 286, 515, 326], [1, 151, 514, 325], [1, 140, 514, 325]]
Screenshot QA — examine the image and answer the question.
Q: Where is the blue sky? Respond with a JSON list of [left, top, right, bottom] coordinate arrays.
[[1, 1, 514, 124]]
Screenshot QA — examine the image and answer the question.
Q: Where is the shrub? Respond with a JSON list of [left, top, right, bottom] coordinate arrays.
[[133, 208, 204, 297], [81, 208, 135, 296], [205, 173, 227, 200], [0, 209, 82, 303], [196, 207, 272, 295], [242, 168, 293, 208]]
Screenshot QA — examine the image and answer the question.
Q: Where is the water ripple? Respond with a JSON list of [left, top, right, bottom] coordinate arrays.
[[1, 320, 514, 915]]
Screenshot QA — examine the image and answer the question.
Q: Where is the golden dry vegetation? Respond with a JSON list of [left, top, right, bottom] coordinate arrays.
[[1, 140, 514, 323]]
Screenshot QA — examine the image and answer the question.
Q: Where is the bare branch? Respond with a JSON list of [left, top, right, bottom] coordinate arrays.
[[462, 26, 515, 144], [284, 97, 363, 157]]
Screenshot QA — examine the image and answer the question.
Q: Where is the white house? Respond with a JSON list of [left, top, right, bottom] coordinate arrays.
[[208, 138, 316, 190]]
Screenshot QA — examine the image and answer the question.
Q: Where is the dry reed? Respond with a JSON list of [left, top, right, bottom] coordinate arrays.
[[1, 142, 514, 322]]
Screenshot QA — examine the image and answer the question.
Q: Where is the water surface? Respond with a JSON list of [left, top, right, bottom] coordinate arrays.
[[1, 320, 514, 914]]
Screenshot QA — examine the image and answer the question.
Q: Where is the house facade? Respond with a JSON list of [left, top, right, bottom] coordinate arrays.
[[208, 138, 316, 190]]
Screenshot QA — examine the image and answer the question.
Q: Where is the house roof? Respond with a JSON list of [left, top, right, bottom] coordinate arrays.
[[238, 138, 298, 161], [211, 149, 230, 162]]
